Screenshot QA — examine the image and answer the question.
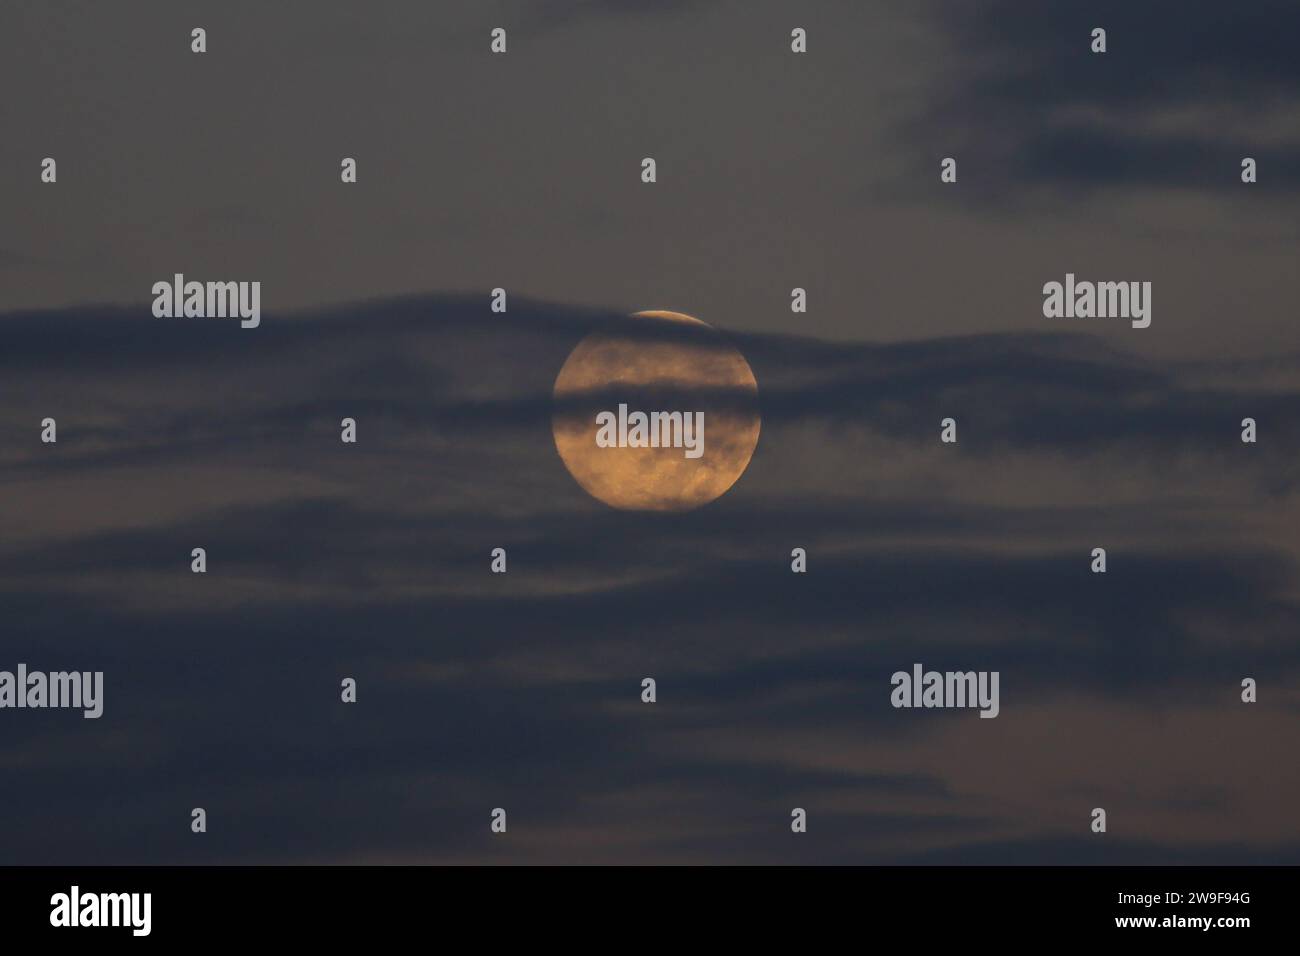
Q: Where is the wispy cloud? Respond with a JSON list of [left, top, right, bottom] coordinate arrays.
[[2, 294, 1297, 863]]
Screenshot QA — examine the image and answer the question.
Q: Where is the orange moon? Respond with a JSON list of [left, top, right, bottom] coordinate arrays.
[[551, 310, 761, 511]]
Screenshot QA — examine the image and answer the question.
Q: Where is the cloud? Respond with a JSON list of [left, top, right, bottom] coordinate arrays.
[[913, 0, 1300, 195], [2, 293, 1299, 862]]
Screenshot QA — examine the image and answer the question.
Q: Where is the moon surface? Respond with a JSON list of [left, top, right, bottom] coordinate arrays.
[[552, 310, 761, 511]]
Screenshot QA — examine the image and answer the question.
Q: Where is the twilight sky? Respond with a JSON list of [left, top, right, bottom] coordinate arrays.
[[1, 0, 1298, 863], [4, 0, 1299, 356]]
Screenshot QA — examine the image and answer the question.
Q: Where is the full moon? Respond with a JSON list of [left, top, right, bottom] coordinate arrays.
[[551, 310, 761, 511]]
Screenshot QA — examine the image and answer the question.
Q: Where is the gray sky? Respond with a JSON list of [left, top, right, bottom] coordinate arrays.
[[4, 0, 1297, 359], [1, 0, 1298, 864]]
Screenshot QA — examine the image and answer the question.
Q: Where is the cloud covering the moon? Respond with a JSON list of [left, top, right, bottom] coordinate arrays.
[[551, 310, 761, 511]]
